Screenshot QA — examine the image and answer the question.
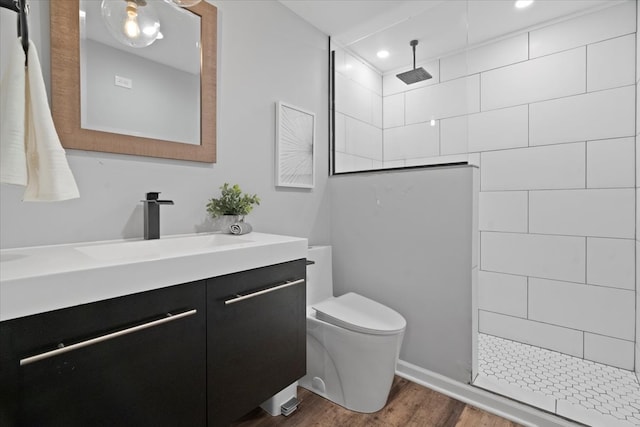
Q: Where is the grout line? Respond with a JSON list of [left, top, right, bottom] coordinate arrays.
[[584, 141, 588, 189], [526, 103, 530, 147], [479, 72, 482, 112], [479, 268, 634, 292], [526, 190, 530, 233], [584, 45, 588, 94], [584, 236, 588, 287], [481, 229, 635, 240], [526, 276, 529, 319], [479, 308, 636, 342]]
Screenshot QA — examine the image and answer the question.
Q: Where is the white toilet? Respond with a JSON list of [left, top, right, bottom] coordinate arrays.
[[299, 246, 406, 413]]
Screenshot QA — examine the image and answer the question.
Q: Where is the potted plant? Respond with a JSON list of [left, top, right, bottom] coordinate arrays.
[[206, 183, 260, 225]]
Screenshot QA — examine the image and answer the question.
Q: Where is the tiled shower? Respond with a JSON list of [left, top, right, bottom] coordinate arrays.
[[333, 1, 639, 425]]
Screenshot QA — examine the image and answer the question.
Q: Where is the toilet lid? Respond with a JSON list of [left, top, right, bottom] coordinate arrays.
[[312, 292, 406, 336]]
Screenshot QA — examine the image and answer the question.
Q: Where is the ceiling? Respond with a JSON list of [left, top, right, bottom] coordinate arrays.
[[279, 0, 618, 73]]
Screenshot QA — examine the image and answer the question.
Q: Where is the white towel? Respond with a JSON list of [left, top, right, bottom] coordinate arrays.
[[0, 38, 27, 186], [23, 40, 79, 201], [229, 221, 252, 235]]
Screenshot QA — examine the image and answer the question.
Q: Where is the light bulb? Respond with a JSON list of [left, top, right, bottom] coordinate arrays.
[[101, 0, 161, 48], [124, 2, 140, 38]]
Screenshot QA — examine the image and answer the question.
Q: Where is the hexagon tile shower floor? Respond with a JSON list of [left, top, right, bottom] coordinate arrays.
[[474, 334, 640, 427]]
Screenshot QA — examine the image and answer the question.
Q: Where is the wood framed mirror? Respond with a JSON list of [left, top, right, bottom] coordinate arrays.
[[50, 0, 217, 163]]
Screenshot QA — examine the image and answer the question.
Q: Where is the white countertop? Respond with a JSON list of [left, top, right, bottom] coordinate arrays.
[[0, 232, 308, 321]]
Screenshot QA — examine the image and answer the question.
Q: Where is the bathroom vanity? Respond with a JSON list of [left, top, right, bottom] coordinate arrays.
[[0, 232, 307, 426]]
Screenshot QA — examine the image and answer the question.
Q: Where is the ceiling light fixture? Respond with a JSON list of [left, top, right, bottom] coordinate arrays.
[[377, 50, 390, 59], [101, 0, 161, 48], [514, 0, 534, 9]]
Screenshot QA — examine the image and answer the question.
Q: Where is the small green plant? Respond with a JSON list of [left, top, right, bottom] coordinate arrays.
[[206, 183, 260, 219]]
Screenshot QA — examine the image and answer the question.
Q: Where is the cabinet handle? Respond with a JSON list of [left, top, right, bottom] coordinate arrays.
[[225, 278, 305, 305], [19, 309, 197, 366]]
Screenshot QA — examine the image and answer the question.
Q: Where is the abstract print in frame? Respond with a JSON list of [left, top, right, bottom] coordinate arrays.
[[276, 101, 315, 188]]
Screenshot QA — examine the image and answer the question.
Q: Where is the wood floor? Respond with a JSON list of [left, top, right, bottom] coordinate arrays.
[[231, 376, 523, 427]]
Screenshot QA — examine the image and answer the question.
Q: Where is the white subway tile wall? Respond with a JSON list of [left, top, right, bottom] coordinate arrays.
[[440, 116, 469, 155], [636, 0, 640, 379], [528, 189, 635, 238], [383, 94, 405, 128], [529, 86, 635, 146], [440, 33, 529, 82], [528, 278, 635, 340], [481, 232, 586, 283], [405, 74, 480, 124], [478, 191, 528, 232], [383, 122, 439, 161], [480, 47, 586, 111], [586, 237, 636, 290], [333, 47, 383, 172], [477, 271, 527, 317], [583, 333, 635, 370], [586, 34, 636, 92], [473, 2, 635, 368], [480, 143, 586, 191], [336, 2, 637, 368], [479, 311, 584, 357], [467, 105, 529, 152], [586, 137, 635, 189], [528, 1, 635, 58], [345, 119, 383, 161]]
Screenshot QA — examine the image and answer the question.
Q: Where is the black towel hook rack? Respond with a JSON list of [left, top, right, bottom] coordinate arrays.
[[0, 0, 29, 63]]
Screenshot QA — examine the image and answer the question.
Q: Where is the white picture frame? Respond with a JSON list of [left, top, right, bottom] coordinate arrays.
[[275, 101, 315, 188]]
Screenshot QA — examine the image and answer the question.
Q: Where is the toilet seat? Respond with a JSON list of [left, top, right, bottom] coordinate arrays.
[[312, 292, 406, 336]]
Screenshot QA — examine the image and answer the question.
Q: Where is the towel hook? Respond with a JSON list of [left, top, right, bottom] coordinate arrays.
[[18, 0, 29, 61], [0, 0, 29, 64]]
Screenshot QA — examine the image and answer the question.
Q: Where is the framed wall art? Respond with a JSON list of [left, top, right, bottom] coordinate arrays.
[[275, 101, 315, 188]]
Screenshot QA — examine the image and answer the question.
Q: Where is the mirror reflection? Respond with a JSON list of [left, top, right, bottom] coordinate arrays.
[[79, 0, 201, 145]]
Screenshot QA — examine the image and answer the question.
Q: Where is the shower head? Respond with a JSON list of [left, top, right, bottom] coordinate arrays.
[[396, 40, 432, 85]]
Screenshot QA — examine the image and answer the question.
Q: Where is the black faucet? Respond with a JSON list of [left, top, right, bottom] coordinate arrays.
[[141, 192, 174, 240]]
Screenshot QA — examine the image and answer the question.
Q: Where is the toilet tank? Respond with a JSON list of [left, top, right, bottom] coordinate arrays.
[[306, 246, 334, 306]]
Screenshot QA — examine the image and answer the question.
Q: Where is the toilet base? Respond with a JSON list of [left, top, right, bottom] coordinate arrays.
[[302, 312, 404, 413]]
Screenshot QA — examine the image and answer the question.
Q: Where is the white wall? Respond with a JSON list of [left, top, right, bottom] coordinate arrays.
[[380, 1, 637, 370], [333, 46, 383, 172], [330, 166, 475, 382], [0, 0, 330, 249]]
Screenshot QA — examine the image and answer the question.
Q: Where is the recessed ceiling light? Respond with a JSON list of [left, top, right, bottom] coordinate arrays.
[[515, 0, 534, 9], [377, 50, 390, 59]]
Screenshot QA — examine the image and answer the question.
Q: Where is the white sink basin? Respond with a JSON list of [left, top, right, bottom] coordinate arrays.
[[75, 233, 253, 262], [1, 231, 307, 322]]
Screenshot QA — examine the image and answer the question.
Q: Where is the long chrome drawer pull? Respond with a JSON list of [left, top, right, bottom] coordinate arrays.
[[225, 278, 305, 305], [19, 309, 197, 366]]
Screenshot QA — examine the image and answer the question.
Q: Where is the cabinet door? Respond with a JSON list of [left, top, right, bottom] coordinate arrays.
[[0, 281, 206, 427], [207, 259, 306, 426]]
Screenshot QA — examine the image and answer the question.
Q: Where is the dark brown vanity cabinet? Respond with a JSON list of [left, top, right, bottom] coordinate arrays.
[[207, 259, 306, 427], [0, 260, 306, 427], [0, 281, 207, 427]]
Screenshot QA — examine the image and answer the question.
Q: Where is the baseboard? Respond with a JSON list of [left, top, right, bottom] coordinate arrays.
[[395, 360, 581, 427]]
